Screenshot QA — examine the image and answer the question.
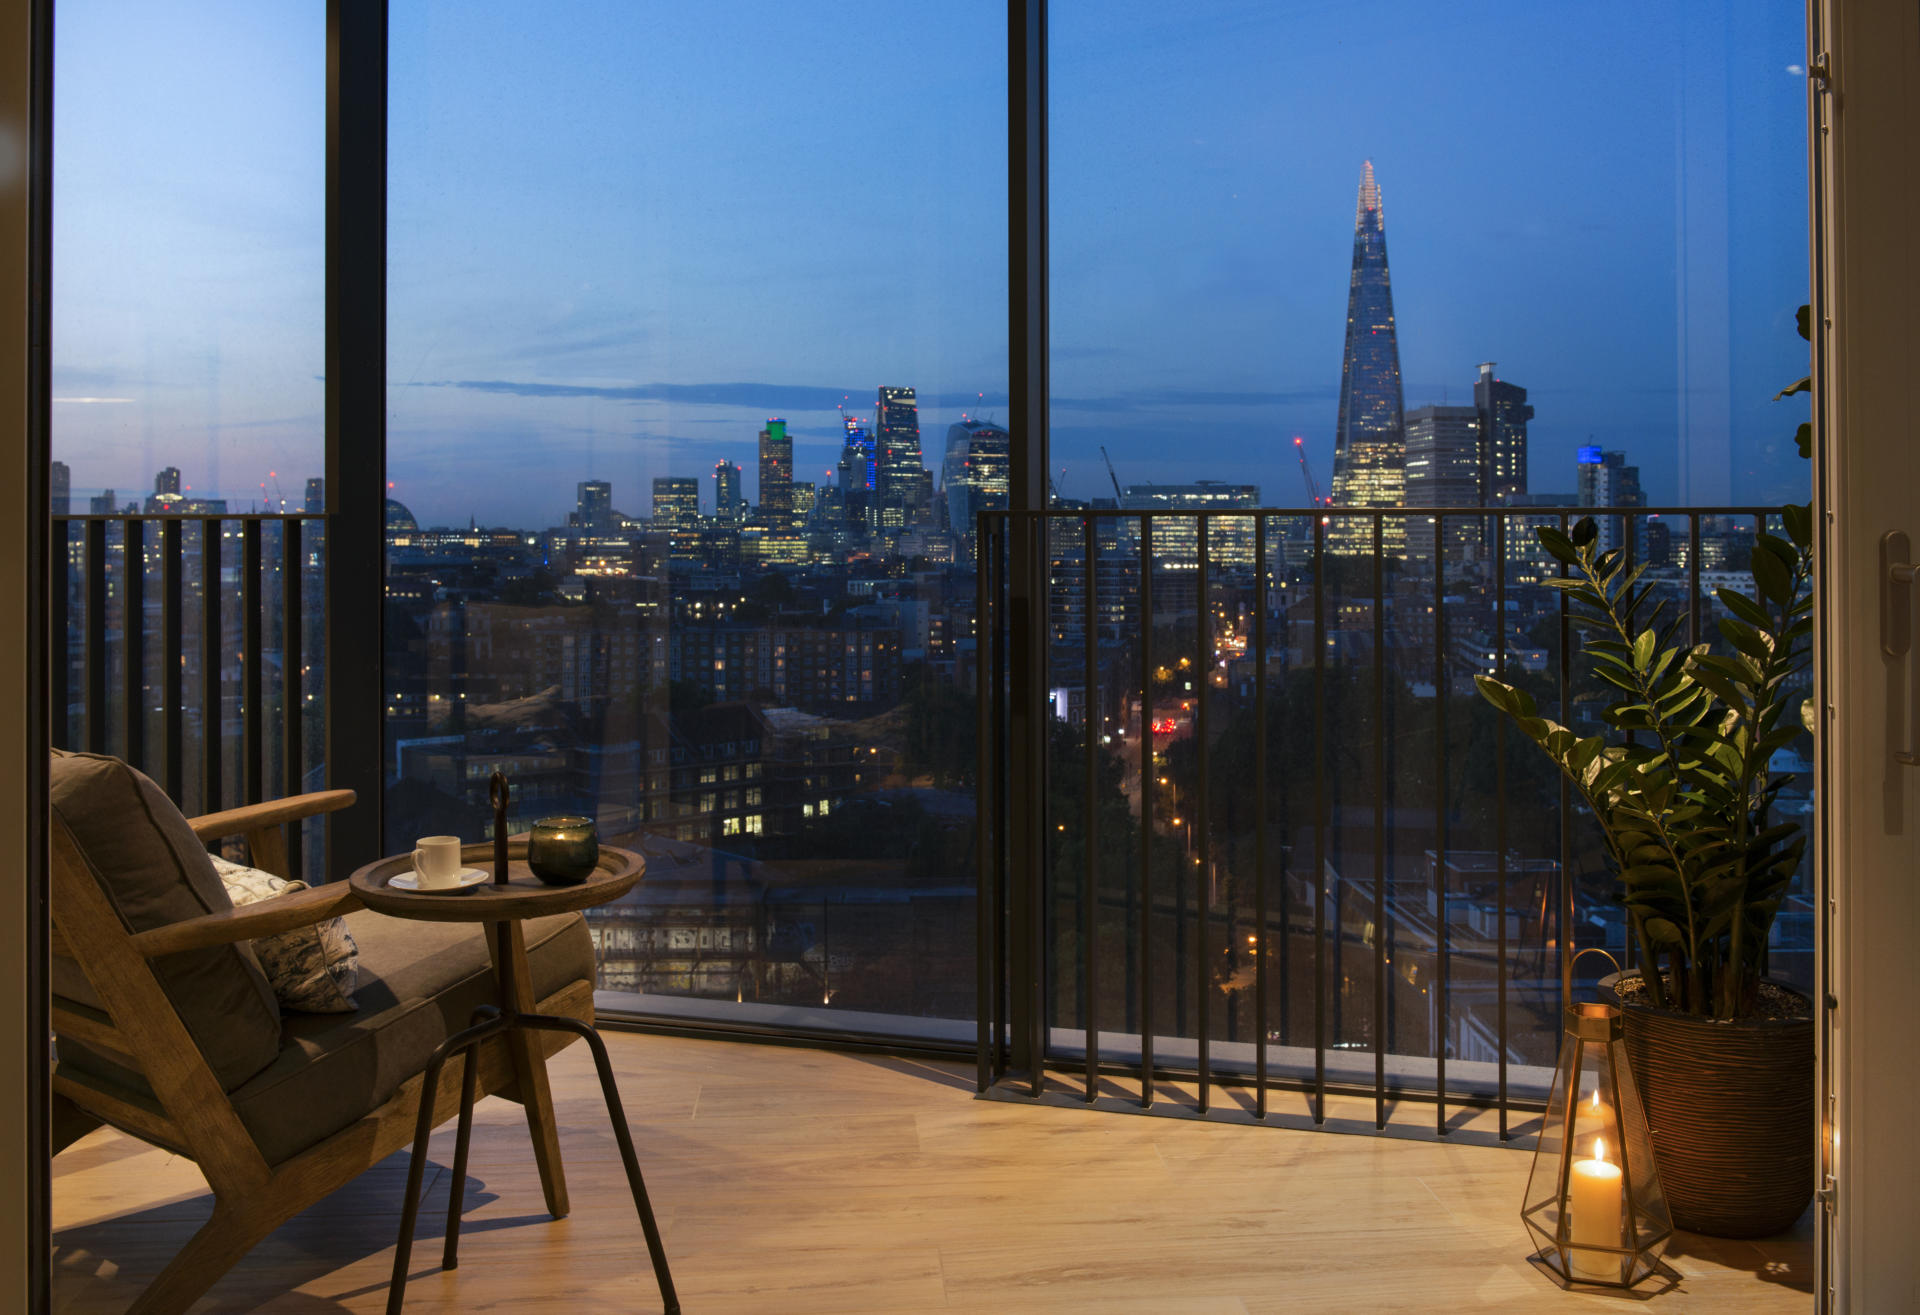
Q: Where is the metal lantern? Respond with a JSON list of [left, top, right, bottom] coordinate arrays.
[[1522, 953, 1675, 1291]]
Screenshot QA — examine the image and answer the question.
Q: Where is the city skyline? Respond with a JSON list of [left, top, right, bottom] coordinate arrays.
[[51, 1, 1811, 529]]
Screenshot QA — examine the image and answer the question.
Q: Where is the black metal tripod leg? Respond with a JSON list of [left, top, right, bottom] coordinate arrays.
[[386, 1048, 451, 1315], [441, 1006, 495, 1271], [521, 1014, 680, 1315]]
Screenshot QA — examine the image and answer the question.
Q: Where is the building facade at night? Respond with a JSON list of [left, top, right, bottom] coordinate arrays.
[[1328, 160, 1407, 555]]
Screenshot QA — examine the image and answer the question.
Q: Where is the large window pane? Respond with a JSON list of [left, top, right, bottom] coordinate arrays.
[[387, 1, 1005, 1033], [1048, 2, 1812, 1094]]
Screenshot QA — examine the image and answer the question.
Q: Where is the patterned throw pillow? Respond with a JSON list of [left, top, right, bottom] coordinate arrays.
[[211, 857, 360, 1013]]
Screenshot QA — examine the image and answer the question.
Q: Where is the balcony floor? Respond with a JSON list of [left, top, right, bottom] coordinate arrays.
[[52, 1029, 1813, 1313]]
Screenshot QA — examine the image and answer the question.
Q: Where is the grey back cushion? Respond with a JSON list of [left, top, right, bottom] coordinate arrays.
[[51, 751, 284, 1090]]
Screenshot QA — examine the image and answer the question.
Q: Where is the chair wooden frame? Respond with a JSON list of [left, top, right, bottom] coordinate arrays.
[[50, 790, 594, 1315]]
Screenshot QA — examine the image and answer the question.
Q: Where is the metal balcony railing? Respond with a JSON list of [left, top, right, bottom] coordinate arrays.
[[52, 513, 328, 878], [974, 504, 1808, 1142]]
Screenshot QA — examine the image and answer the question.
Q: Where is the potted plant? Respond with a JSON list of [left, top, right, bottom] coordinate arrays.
[[1475, 506, 1814, 1238]]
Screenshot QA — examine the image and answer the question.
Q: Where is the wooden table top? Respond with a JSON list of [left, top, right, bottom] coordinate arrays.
[[347, 841, 642, 922]]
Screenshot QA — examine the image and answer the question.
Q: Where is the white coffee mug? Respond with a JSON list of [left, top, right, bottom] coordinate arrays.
[[412, 835, 464, 888]]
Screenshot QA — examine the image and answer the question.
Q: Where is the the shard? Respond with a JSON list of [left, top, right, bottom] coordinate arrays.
[[1329, 161, 1407, 554]]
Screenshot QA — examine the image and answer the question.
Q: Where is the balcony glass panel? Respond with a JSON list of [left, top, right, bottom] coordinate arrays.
[[386, 1, 1005, 1035]]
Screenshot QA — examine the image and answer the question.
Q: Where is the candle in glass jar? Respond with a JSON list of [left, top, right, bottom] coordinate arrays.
[[1567, 1136, 1624, 1283], [1578, 1085, 1616, 1139]]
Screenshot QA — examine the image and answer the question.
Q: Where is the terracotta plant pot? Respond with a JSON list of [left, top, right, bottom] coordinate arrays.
[[1601, 971, 1815, 1238]]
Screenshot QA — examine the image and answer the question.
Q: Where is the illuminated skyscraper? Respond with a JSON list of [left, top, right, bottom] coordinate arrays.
[[304, 476, 325, 515], [758, 419, 793, 528], [713, 461, 744, 523], [575, 479, 613, 532], [1404, 405, 1483, 570], [838, 414, 876, 533], [874, 385, 924, 531], [155, 466, 182, 496], [943, 417, 1009, 562], [1577, 446, 1644, 556], [51, 461, 70, 515], [1329, 161, 1406, 554], [1475, 362, 1535, 503]]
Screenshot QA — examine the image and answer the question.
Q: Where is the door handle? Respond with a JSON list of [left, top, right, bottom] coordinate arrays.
[[1881, 531, 1920, 765]]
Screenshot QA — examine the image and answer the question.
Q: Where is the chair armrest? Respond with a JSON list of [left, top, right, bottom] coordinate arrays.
[[186, 789, 357, 842], [130, 883, 364, 958]]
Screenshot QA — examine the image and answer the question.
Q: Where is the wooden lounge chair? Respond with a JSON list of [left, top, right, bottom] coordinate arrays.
[[49, 750, 596, 1315]]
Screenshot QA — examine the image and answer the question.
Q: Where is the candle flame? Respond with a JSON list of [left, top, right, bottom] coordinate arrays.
[[1590, 1088, 1600, 1111], [1594, 1136, 1609, 1164]]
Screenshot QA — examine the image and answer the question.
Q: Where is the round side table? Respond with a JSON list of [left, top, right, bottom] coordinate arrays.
[[349, 842, 678, 1315]]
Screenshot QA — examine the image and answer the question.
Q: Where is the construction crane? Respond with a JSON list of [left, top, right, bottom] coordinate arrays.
[[1292, 436, 1325, 508], [1099, 446, 1124, 502]]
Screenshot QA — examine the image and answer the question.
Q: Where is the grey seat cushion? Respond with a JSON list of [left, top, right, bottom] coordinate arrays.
[[50, 750, 283, 1090], [227, 907, 594, 1166]]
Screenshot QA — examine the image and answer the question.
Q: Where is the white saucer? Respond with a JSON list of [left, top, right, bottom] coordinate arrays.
[[390, 867, 490, 894]]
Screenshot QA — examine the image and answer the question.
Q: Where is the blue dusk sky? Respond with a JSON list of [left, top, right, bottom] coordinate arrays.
[[52, 0, 1811, 528]]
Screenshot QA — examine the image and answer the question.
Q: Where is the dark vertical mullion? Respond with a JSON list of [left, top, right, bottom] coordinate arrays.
[[992, 523, 1010, 1077], [122, 521, 145, 770], [1137, 515, 1154, 1108], [162, 520, 183, 799], [1433, 514, 1449, 1136], [1253, 515, 1268, 1118], [1194, 515, 1210, 1113], [1494, 513, 1510, 1141], [84, 518, 107, 754], [284, 518, 305, 879], [1083, 514, 1099, 1102], [326, 0, 390, 868], [1371, 514, 1386, 1129], [202, 519, 223, 814], [1007, 0, 1050, 1095], [1311, 513, 1327, 1124], [243, 518, 263, 805]]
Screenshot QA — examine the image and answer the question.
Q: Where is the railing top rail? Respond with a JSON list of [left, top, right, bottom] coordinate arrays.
[[52, 512, 320, 524], [979, 505, 1781, 520]]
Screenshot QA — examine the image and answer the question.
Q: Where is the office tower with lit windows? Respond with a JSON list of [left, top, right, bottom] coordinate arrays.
[[1120, 481, 1261, 570], [1404, 404, 1484, 570], [1328, 161, 1406, 555], [713, 461, 744, 523], [838, 415, 875, 533], [305, 476, 325, 515], [874, 385, 924, 531], [758, 419, 793, 528], [652, 476, 701, 563], [575, 479, 613, 532], [154, 466, 182, 496], [51, 460, 69, 515], [1475, 362, 1534, 503], [943, 417, 1010, 562], [1576, 446, 1645, 555]]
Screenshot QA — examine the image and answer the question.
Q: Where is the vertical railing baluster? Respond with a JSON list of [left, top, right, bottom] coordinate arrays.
[[1688, 514, 1703, 648], [1083, 513, 1099, 1103], [123, 521, 146, 772], [284, 518, 306, 879], [1372, 513, 1386, 1129], [1558, 513, 1573, 1016], [1194, 515, 1211, 1114], [1312, 512, 1327, 1124], [992, 520, 1010, 1079], [162, 519, 183, 801], [1254, 514, 1268, 1118], [1029, 515, 1046, 1099], [1495, 512, 1510, 1142], [977, 514, 994, 1093], [244, 518, 264, 807], [1138, 515, 1154, 1108], [85, 518, 109, 755], [51, 519, 70, 749], [203, 518, 223, 816], [1434, 513, 1449, 1137]]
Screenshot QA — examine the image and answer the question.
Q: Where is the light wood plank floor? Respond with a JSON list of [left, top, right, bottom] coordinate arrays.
[[52, 1030, 1814, 1313]]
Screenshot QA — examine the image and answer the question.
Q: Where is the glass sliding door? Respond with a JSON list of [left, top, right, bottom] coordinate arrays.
[[386, 1, 1005, 1035], [1044, 0, 1812, 1103]]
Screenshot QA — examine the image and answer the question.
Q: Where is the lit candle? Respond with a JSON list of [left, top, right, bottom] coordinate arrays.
[[1568, 1135, 1624, 1284], [1578, 1086, 1616, 1140]]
